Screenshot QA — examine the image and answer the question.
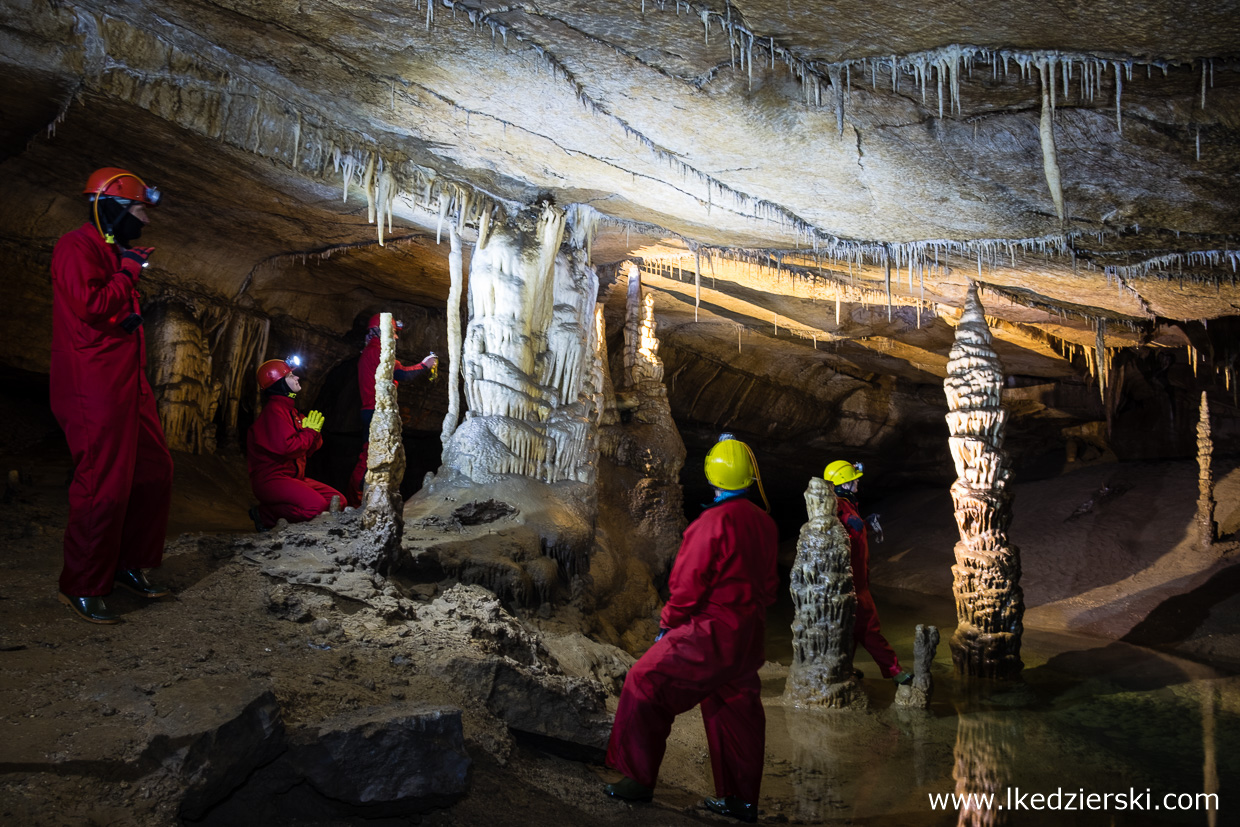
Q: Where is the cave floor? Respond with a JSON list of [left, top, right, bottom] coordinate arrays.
[[1, 444, 1238, 825]]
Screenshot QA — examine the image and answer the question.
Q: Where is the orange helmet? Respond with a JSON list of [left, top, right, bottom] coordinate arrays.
[[83, 168, 161, 205], [367, 314, 403, 332], [256, 359, 293, 391]]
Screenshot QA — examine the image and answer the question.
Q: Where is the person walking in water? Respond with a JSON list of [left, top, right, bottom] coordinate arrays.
[[824, 460, 912, 686], [605, 435, 777, 823]]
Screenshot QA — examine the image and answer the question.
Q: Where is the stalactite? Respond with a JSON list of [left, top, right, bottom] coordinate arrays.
[[784, 477, 866, 709], [1196, 392, 1217, 548], [944, 283, 1024, 679], [1038, 60, 1066, 224]]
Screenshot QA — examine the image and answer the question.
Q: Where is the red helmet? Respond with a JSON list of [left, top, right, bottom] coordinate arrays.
[[84, 167, 161, 205], [256, 359, 293, 391], [367, 314, 404, 332]]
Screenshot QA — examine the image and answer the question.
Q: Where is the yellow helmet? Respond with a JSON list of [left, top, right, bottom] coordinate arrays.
[[824, 460, 863, 486], [705, 438, 756, 491]]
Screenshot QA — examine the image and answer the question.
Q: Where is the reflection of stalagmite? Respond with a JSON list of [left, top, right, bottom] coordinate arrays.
[[1196, 392, 1217, 548], [785, 477, 866, 709], [895, 624, 939, 708], [363, 312, 405, 565], [945, 283, 1024, 678], [953, 710, 1016, 827]]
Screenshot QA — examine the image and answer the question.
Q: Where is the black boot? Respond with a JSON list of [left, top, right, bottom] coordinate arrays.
[[704, 795, 757, 823], [604, 776, 653, 802], [114, 569, 171, 598], [58, 593, 121, 624], [249, 506, 268, 532]]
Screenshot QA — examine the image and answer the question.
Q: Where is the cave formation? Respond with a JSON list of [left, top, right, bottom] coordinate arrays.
[[2, 0, 1239, 823]]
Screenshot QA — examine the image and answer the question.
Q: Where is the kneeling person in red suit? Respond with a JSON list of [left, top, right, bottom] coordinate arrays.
[[248, 359, 344, 529]]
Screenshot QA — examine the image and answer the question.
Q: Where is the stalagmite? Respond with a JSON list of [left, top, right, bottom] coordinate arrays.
[[1196, 392, 1217, 548], [362, 312, 406, 567], [944, 283, 1024, 679], [894, 624, 939, 709], [784, 477, 866, 710]]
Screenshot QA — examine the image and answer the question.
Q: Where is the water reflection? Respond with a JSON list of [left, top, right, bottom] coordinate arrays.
[[762, 586, 1237, 825]]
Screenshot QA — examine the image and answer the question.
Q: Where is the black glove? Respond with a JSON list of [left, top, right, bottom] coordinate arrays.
[[654, 627, 669, 643], [866, 513, 884, 543], [120, 313, 143, 333], [119, 246, 154, 278]]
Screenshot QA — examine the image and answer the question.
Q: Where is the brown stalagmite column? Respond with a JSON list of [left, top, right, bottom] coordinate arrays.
[[944, 282, 1024, 678], [362, 311, 406, 564], [1196, 391, 1217, 548], [784, 476, 866, 709]]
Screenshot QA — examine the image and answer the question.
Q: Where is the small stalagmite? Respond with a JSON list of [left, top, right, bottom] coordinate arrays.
[[944, 283, 1024, 679], [362, 312, 406, 565], [894, 624, 939, 709], [784, 477, 866, 709], [1196, 391, 1217, 548]]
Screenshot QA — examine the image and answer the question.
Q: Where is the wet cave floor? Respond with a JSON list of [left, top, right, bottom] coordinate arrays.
[[1, 437, 1238, 826]]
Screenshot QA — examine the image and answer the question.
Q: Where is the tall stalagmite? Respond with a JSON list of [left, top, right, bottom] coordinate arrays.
[[1196, 391, 1217, 548], [784, 476, 865, 709], [944, 283, 1024, 678], [362, 312, 406, 568]]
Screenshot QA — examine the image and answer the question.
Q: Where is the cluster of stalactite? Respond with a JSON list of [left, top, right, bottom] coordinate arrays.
[[361, 313, 406, 568], [945, 283, 1024, 679], [144, 300, 272, 454], [784, 477, 866, 709], [1196, 392, 1217, 548], [443, 202, 602, 485], [145, 303, 221, 454]]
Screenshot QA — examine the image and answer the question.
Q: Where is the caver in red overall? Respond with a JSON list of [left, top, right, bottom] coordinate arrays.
[[50, 224, 174, 597], [347, 331, 429, 506], [606, 495, 779, 806], [838, 491, 903, 678], [248, 395, 343, 525]]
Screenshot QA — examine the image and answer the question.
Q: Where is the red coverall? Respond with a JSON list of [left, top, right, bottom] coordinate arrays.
[[50, 224, 174, 597], [606, 496, 778, 805], [248, 395, 343, 525], [347, 338, 427, 505], [838, 492, 902, 678]]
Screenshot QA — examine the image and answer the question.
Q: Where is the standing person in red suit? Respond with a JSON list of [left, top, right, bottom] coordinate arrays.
[[247, 359, 344, 529], [347, 314, 437, 506], [50, 167, 174, 625], [604, 435, 778, 823], [824, 460, 912, 686]]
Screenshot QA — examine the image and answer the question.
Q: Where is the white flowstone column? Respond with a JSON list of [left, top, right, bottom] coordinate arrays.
[[442, 201, 600, 485]]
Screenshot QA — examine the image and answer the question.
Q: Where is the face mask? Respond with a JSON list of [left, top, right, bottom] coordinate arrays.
[[112, 210, 145, 245]]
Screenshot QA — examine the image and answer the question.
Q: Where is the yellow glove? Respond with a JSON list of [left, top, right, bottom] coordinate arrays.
[[303, 410, 324, 432]]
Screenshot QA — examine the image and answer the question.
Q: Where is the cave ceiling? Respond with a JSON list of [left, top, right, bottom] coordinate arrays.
[[3, 0, 1240, 391]]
